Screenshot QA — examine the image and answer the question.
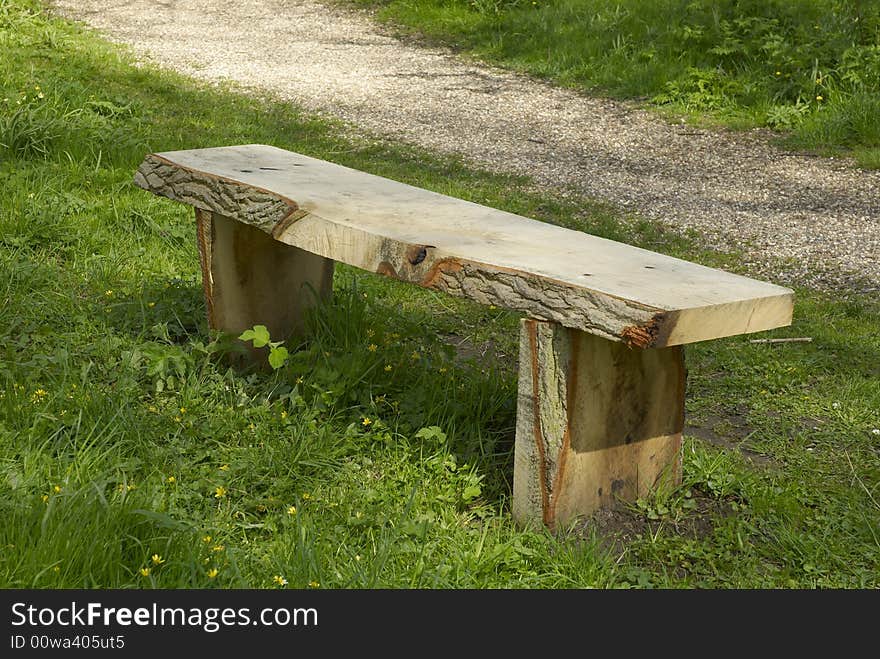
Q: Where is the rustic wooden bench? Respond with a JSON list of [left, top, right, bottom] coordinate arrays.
[[134, 144, 794, 528]]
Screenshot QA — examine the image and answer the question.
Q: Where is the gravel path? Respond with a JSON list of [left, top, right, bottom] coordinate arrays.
[[50, 0, 880, 293]]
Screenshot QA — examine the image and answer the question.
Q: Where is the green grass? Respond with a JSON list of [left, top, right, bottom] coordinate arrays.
[[1, 0, 879, 588], [344, 0, 880, 167]]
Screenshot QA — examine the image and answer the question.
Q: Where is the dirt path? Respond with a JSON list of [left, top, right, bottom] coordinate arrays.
[[51, 0, 880, 293]]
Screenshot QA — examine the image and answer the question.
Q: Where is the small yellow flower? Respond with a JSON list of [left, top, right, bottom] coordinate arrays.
[[384, 364, 392, 372], [273, 575, 288, 586], [816, 95, 823, 101], [202, 535, 212, 543], [368, 344, 377, 352], [53, 485, 62, 493], [41, 494, 49, 504], [31, 389, 47, 403], [167, 476, 176, 484], [248, 423, 256, 431], [212, 545, 224, 553], [362, 417, 372, 426], [355, 555, 361, 561], [775, 71, 781, 76], [179, 407, 186, 414], [52, 565, 60, 573], [104, 290, 113, 297], [366, 329, 375, 337], [439, 367, 447, 374], [127, 484, 136, 492], [206, 568, 219, 579], [296, 376, 304, 384], [287, 506, 297, 515], [173, 416, 181, 423], [151, 554, 165, 565], [302, 492, 312, 501], [148, 405, 157, 413], [308, 580, 320, 588], [219, 464, 229, 472], [214, 486, 227, 498], [139, 567, 151, 577], [147, 302, 155, 308], [280, 411, 288, 420]]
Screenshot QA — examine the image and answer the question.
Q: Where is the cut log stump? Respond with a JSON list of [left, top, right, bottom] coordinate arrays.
[[196, 209, 334, 353], [513, 318, 686, 528]]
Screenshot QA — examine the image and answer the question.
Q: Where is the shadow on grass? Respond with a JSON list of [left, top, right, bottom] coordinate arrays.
[[104, 269, 520, 505]]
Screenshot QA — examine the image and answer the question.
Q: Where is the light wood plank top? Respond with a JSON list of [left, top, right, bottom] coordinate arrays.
[[135, 144, 793, 347]]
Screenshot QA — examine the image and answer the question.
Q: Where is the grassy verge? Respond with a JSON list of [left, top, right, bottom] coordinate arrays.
[[1, 0, 879, 588], [344, 0, 880, 168]]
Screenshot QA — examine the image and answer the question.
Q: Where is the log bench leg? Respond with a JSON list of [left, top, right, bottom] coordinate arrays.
[[513, 319, 686, 528], [195, 209, 335, 351]]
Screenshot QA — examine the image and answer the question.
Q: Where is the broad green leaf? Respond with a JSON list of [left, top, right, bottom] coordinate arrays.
[[239, 324, 271, 347], [462, 484, 482, 502], [415, 425, 447, 443], [268, 346, 289, 370]]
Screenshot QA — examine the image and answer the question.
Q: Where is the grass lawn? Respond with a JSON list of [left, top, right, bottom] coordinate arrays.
[[1, 0, 878, 588], [346, 0, 880, 168]]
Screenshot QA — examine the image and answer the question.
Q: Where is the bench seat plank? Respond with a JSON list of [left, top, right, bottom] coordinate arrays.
[[135, 144, 793, 347]]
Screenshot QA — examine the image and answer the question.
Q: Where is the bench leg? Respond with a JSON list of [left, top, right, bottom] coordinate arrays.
[[195, 209, 335, 349], [513, 319, 686, 528]]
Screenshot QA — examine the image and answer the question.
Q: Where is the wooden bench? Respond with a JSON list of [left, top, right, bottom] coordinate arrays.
[[134, 144, 794, 528]]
